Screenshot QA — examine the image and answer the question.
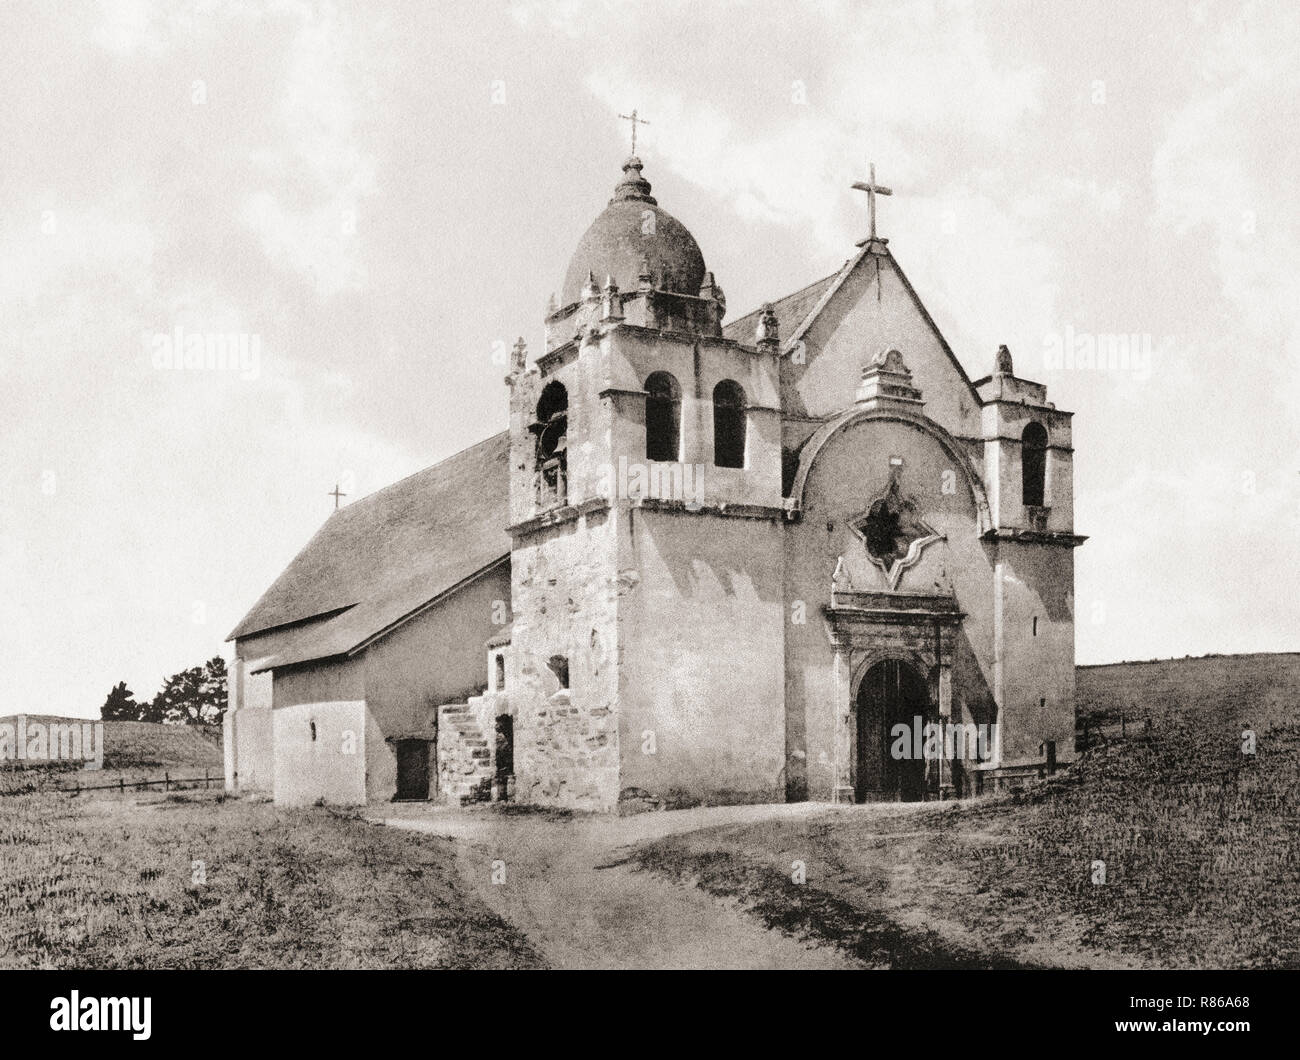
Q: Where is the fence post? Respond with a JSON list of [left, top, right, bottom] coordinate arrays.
[[119, 777, 124, 795], [204, 769, 209, 790], [164, 771, 169, 792]]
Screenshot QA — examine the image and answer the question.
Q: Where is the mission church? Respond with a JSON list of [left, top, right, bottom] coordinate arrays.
[[224, 149, 1084, 811]]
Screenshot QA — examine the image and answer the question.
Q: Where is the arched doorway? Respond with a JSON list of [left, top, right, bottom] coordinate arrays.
[[854, 659, 933, 802]]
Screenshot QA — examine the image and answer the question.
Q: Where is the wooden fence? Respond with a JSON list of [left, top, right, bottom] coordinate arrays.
[[1076, 710, 1152, 752], [0, 770, 221, 797]]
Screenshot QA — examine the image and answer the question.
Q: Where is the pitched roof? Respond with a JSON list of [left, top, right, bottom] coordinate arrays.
[[228, 431, 512, 666], [722, 270, 840, 344], [724, 243, 981, 400]]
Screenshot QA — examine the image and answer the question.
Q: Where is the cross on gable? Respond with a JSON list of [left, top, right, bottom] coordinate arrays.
[[328, 484, 347, 510], [851, 162, 893, 243], [617, 108, 650, 155]]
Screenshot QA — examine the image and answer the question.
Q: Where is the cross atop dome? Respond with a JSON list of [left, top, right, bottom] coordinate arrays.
[[617, 108, 650, 155]]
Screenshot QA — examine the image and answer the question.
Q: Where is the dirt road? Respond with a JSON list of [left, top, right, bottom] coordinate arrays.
[[375, 803, 859, 969]]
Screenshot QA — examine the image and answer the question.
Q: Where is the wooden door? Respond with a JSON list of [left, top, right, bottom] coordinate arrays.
[[395, 740, 430, 801]]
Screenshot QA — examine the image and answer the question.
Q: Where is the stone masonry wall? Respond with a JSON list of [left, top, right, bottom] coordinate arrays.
[[509, 508, 621, 810]]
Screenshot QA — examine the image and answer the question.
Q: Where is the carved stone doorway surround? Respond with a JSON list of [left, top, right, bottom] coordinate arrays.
[[824, 589, 965, 803]]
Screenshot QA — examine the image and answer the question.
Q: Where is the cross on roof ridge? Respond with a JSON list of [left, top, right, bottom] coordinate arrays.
[[851, 162, 893, 243]]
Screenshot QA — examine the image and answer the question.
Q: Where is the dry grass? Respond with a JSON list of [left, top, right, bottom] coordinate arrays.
[[0, 790, 544, 969], [629, 653, 1300, 969], [100, 721, 223, 769]]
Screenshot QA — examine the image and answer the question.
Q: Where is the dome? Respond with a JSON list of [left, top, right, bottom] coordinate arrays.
[[560, 157, 706, 308]]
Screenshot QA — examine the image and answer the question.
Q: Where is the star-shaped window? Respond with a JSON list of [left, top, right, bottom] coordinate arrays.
[[849, 477, 942, 590]]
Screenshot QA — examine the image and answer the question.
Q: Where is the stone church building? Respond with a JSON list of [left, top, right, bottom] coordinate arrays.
[[224, 155, 1084, 811]]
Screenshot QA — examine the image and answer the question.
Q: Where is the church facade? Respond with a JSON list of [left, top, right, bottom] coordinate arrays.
[[224, 155, 1083, 811]]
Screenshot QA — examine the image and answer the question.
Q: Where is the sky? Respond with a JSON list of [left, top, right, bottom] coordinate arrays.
[[2, 0, 1297, 718]]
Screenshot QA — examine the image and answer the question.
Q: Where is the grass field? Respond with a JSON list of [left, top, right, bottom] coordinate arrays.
[[0, 790, 543, 969], [627, 653, 1300, 969]]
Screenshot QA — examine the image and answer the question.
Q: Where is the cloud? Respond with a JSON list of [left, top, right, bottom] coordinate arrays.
[[0, 0, 420, 715], [1151, 2, 1300, 410], [240, 3, 382, 296], [94, 0, 169, 54], [582, 0, 1043, 256]]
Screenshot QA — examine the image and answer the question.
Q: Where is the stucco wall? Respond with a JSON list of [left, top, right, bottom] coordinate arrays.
[[270, 659, 365, 806], [785, 414, 996, 800], [271, 697, 367, 806], [599, 329, 784, 511], [361, 561, 510, 800], [618, 507, 786, 806], [980, 399, 1075, 533], [226, 656, 273, 793], [782, 252, 983, 438], [994, 541, 1077, 764]]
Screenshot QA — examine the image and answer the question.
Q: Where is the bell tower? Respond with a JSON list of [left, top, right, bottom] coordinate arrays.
[[503, 156, 788, 812], [973, 344, 1085, 777]]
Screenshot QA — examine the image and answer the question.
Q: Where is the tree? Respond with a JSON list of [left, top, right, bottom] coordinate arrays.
[[100, 681, 141, 721], [148, 655, 228, 725]]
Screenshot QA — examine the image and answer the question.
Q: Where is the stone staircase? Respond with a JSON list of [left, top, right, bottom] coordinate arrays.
[[436, 702, 493, 805]]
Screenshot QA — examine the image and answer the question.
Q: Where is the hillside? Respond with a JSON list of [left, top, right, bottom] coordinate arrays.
[[101, 721, 223, 770], [0, 721, 222, 794], [1076, 651, 1299, 735]]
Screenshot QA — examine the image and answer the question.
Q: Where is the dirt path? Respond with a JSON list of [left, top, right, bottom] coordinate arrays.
[[375, 803, 862, 969]]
